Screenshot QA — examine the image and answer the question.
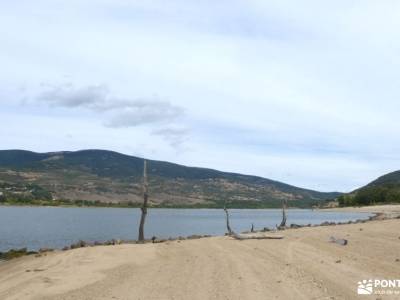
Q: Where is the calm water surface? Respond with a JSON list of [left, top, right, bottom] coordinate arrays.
[[0, 206, 372, 251]]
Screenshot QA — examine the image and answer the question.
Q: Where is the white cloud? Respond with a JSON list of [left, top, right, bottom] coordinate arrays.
[[1, 0, 400, 191], [151, 127, 189, 149], [36, 82, 185, 127]]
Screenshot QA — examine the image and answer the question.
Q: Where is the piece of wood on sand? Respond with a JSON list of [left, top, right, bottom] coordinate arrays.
[[231, 232, 284, 240], [329, 236, 348, 246]]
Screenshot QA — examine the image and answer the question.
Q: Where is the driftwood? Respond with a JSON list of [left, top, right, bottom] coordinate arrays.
[[224, 200, 233, 235], [279, 199, 287, 228], [232, 232, 284, 240], [138, 160, 149, 242], [329, 236, 348, 246]]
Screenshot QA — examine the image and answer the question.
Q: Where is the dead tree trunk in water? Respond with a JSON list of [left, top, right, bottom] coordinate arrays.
[[138, 160, 148, 242], [279, 199, 287, 228], [224, 200, 233, 235]]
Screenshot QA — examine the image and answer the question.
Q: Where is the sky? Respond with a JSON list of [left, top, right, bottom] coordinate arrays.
[[1, 0, 400, 192]]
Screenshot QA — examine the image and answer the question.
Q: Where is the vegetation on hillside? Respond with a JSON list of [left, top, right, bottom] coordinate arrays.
[[0, 149, 341, 208], [338, 171, 400, 206], [338, 185, 400, 206]]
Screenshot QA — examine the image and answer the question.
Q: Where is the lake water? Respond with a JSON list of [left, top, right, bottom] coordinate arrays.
[[0, 206, 372, 252]]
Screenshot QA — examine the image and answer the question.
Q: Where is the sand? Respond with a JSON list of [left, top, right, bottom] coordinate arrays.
[[324, 204, 400, 214], [1, 205, 400, 300]]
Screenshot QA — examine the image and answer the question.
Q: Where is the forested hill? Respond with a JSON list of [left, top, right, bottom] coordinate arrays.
[[338, 170, 400, 206], [0, 149, 341, 208]]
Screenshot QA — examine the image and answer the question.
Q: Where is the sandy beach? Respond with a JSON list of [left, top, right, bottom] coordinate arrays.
[[1, 205, 400, 300]]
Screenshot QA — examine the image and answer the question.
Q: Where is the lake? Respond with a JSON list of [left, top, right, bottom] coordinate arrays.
[[0, 206, 372, 252]]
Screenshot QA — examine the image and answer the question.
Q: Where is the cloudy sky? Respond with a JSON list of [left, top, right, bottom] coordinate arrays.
[[1, 0, 400, 192]]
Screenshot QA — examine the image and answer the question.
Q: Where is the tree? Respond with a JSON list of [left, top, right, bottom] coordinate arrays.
[[279, 199, 287, 228], [138, 160, 149, 242], [224, 200, 233, 235]]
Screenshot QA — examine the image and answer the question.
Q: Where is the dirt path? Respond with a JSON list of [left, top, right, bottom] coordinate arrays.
[[1, 213, 400, 299]]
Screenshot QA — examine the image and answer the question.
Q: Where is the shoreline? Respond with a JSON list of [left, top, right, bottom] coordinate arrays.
[[1, 204, 399, 299], [0, 206, 379, 256]]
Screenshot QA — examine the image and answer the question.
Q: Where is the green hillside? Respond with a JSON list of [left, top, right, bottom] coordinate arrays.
[[338, 171, 400, 206], [0, 149, 341, 208]]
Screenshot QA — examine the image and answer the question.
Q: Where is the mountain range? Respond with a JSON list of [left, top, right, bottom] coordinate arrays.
[[0, 149, 341, 208]]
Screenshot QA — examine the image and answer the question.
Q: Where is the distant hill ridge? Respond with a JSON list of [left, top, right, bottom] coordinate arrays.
[[0, 149, 341, 208], [368, 171, 400, 186], [338, 170, 400, 206]]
